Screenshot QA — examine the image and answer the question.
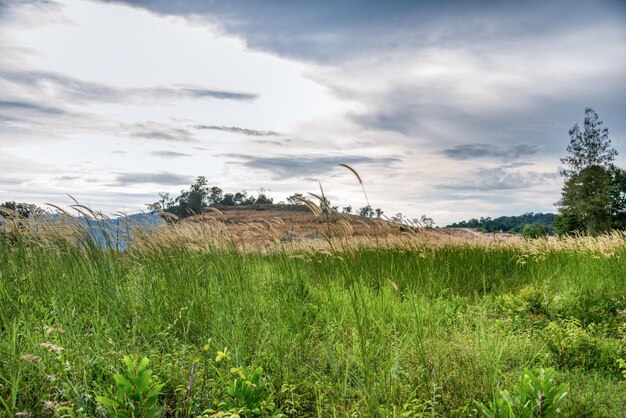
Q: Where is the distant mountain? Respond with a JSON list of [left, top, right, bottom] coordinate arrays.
[[446, 212, 556, 234], [75, 212, 163, 249]]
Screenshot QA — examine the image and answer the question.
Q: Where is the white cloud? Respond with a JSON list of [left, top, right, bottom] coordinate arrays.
[[0, 0, 624, 225]]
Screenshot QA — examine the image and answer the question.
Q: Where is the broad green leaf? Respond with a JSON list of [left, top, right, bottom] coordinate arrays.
[[96, 396, 119, 408], [113, 374, 132, 389]]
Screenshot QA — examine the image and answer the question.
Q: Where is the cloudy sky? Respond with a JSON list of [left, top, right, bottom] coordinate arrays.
[[1, 0, 624, 224]]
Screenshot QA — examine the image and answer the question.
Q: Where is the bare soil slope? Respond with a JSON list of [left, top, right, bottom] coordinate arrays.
[[178, 206, 520, 243]]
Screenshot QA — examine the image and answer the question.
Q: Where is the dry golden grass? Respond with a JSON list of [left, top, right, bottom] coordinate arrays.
[[2, 206, 624, 259], [130, 210, 625, 260]]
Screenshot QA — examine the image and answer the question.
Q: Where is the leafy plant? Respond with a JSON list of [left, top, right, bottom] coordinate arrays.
[[200, 348, 279, 418], [521, 224, 546, 239], [617, 358, 626, 380], [477, 368, 568, 418], [517, 286, 549, 315], [543, 319, 621, 375], [96, 355, 164, 418], [226, 366, 268, 412]]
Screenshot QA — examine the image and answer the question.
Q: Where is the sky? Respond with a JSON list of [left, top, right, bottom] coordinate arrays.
[[0, 0, 625, 225]]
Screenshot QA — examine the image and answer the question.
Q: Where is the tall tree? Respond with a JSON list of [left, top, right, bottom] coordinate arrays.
[[560, 108, 617, 178], [556, 108, 619, 235]]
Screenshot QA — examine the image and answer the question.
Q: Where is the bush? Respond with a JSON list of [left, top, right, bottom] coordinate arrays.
[[543, 320, 622, 376], [477, 368, 568, 418], [96, 355, 164, 418], [522, 224, 546, 239]]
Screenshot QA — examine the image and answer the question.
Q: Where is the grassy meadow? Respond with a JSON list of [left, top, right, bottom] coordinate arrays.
[[0, 213, 625, 417]]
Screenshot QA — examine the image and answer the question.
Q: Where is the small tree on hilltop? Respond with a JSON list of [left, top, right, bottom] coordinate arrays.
[[208, 186, 223, 206], [159, 192, 173, 210], [420, 215, 435, 229], [187, 176, 209, 214], [233, 191, 247, 205], [163, 177, 209, 217], [220, 193, 235, 206], [287, 193, 304, 205], [358, 205, 374, 218], [255, 194, 273, 205], [146, 201, 162, 213]]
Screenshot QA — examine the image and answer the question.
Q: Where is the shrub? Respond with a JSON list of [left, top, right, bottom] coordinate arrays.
[[477, 368, 568, 418], [96, 355, 164, 418], [522, 224, 546, 239], [543, 320, 622, 376]]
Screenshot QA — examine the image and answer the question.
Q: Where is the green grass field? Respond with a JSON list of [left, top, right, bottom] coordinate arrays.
[[0, 222, 625, 417]]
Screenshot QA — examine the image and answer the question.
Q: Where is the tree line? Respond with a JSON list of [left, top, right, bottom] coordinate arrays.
[[147, 181, 444, 231], [447, 213, 556, 235], [146, 177, 275, 218], [147, 178, 390, 220]]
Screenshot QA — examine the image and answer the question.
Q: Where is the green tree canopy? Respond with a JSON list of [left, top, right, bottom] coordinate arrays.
[[560, 108, 617, 177], [556, 108, 623, 235], [358, 204, 374, 218]]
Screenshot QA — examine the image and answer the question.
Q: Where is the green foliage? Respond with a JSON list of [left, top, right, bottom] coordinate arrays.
[[96, 356, 164, 418], [557, 108, 623, 235], [516, 286, 549, 315], [159, 178, 281, 218], [286, 193, 304, 205], [521, 224, 546, 239], [543, 320, 622, 376], [560, 107, 616, 177], [199, 349, 279, 418], [477, 368, 568, 418], [608, 165, 626, 229], [358, 204, 374, 217], [391, 212, 404, 224], [553, 210, 584, 236], [226, 366, 270, 413], [557, 165, 614, 235], [447, 212, 555, 234], [254, 193, 273, 205], [617, 358, 626, 380], [220, 193, 236, 206]]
